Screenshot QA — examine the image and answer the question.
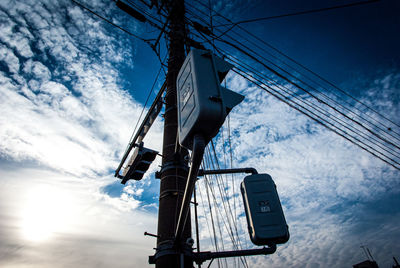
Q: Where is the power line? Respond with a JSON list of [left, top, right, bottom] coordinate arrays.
[[213, 0, 380, 28], [197, 176, 220, 252], [195, 28, 400, 168], [202, 148, 248, 267], [187, 0, 400, 134], [230, 62, 400, 170], [213, 35, 400, 154], [208, 141, 249, 267], [210, 36, 400, 165], [123, 61, 166, 159], [184, 2, 400, 169], [70, 0, 150, 44], [187, 21, 400, 161]]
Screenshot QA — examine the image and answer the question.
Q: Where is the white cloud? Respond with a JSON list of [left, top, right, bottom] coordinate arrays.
[[0, 2, 164, 266], [0, 0, 399, 267], [0, 0, 163, 178], [0, 46, 20, 73], [0, 167, 157, 268], [192, 71, 400, 267]]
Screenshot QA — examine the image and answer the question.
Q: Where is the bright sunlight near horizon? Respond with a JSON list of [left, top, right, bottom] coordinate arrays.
[[19, 185, 74, 242]]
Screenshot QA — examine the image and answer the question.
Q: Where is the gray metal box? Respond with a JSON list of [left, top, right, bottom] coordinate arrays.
[[176, 49, 244, 150], [241, 174, 289, 245]]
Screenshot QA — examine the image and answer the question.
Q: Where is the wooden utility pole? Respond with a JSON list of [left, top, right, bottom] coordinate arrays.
[[156, 0, 192, 267]]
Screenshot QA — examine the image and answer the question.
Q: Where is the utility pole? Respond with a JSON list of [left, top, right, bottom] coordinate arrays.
[[156, 0, 192, 267], [114, 1, 287, 266]]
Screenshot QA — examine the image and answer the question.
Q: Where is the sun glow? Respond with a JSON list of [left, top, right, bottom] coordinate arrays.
[[20, 185, 74, 242]]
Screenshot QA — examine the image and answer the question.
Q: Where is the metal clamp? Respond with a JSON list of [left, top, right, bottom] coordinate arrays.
[[148, 241, 193, 265]]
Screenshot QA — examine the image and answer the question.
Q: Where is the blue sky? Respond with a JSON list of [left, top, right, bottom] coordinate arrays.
[[0, 0, 399, 267]]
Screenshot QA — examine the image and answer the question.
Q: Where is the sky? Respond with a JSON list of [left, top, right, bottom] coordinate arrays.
[[0, 0, 399, 267]]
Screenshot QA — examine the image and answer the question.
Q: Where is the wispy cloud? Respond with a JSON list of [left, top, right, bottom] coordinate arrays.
[[193, 71, 400, 267], [0, 1, 163, 266], [0, 0, 163, 178], [0, 0, 399, 267], [0, 167, 157, 268]]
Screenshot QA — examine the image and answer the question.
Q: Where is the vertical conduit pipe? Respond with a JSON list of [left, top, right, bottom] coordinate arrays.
[[175, 135, 206, 243]]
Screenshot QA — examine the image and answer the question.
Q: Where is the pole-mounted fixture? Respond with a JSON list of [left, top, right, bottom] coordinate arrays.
[[176, 48, 244, 150]]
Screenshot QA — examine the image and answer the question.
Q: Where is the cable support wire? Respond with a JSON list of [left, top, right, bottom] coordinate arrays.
[[208, 142, 249, 268], [202, 177, 243, 267], [196, 176, 220, 256], [225, 114, 242, 255], [203, 146, 248, 268], [202, 167, 223, 268], [209, 140, 248, 252], [202, 154, 229, 268], [202, 158, 240, 267], [216, 119, 241, 260], [216, 123, 239, 267], [186, 0, 400, 134], [224, 114, 250, 253]]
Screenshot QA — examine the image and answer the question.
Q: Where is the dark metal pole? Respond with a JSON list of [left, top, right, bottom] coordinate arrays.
[[193, 245, 277, 265], [198, 168, 258, 176], [156, 0, 191, 267]]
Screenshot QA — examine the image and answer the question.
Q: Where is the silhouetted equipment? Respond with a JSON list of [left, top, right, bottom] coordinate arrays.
[[353, 260, 379, 268], [116, 0, 147, 22], [176, 49, 244, 150], [241, 174, 289, 246], [354, 246, 379, 268], [198, 167, 258, 176], [393, 257, 400, 268], [144, 232, 160, 238], [192, 21, 212, 36], [110, 0, 291, 266], [114, 82, 165, 178], [119, 143, 158, 184], [191, 245, 277, 265]]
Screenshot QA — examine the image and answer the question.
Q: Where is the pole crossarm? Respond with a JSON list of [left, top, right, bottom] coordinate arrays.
[[198, 167, 258, 176], [115, 82, 166, 177], [149, 244, 277, 265], [192, 245, 277, 265]]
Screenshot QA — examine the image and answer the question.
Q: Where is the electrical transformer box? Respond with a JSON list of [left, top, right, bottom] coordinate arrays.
[[241, 174, 289, 246], [176, 49, 244, 150]]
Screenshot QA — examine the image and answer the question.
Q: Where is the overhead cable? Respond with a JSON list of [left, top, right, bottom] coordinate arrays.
[[185, 3, 400, 169], [71, 0, 151, 44], [187, 0, 400, 133], [213, 0, 380, 28]]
